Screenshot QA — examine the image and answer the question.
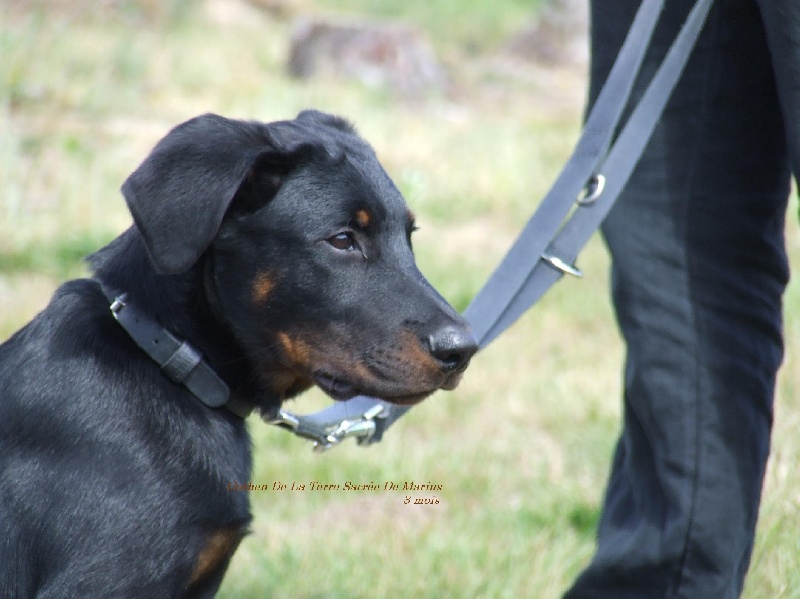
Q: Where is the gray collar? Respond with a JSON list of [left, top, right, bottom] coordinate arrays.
[[101, 287, 253, 419]]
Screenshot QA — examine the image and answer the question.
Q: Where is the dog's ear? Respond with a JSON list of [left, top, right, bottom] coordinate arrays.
[[227, 150, 299, 216], [121, 113, 314, 274]]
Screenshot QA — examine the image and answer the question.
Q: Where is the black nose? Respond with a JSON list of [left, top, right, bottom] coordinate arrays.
[[427, 325, 478, 372]]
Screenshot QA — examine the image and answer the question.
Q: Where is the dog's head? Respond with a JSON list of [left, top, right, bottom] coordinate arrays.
[[120, 111, 476, 406]]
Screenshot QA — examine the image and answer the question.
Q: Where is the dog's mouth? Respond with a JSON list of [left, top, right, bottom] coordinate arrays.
[[314, 372, 359, 401], [313, 371, 445, 406]]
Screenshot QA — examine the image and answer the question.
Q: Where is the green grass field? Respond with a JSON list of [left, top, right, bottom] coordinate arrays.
[[2, 1, 799, 597]]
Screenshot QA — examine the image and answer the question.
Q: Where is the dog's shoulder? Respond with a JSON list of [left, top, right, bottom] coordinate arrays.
[[0, 279, 127, 453], [0, 274, 252, 468], [0, 278, 128, 394], [0, 275, 253, 516]]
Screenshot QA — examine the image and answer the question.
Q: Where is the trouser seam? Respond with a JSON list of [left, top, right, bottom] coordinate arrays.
[[667, 2, 722, 597]]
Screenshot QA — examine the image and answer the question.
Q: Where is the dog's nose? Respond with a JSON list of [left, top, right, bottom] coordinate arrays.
[[427, 325, 478, 372]]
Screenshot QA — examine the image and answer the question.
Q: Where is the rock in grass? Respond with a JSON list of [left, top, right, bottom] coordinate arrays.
[[505, 0, 588, 66], [288, 17, 447, 99]]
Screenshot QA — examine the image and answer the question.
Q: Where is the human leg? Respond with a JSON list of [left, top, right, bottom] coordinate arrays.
[[565, 1, 793, 597]]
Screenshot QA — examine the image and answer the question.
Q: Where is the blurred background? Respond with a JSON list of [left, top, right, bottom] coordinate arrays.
[[1, 1, 798, 596]]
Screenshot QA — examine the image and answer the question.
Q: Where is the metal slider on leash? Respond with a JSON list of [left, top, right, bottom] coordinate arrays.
[[540, 173, 606, 279]]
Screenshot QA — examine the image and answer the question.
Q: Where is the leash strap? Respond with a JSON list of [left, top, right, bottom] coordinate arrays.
[[282, 0, 715, 449], [469, 0, 714, 347]]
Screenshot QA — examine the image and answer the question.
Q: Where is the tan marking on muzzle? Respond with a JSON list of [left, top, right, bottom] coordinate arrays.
[[396, 329, 441, 375], [277, 331, 311, 366]]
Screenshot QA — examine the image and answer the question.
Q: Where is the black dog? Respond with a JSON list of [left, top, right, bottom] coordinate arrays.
[[0, 111, 477, 598]]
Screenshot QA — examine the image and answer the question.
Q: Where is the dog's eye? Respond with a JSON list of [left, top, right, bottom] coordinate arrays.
[[328, 232, 359, 251]]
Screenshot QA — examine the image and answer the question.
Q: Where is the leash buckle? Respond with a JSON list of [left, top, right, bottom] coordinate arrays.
[[268, 403, 385, 453]]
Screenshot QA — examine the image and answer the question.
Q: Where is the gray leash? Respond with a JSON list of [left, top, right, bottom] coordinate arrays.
[[271, 0, 716, 450]]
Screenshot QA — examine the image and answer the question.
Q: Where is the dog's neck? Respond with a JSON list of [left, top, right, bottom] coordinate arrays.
[[89, 227, 280, 416]]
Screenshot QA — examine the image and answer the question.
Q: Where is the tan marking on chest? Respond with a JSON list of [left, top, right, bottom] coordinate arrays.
[[188, 527, 244, 587]]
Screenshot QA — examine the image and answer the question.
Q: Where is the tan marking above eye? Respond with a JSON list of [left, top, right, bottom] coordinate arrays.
[[355, 209, 371, 228], [252, 272, 273, 304]]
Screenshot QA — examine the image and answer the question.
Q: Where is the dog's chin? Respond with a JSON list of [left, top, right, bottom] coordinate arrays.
[[377, 391, 435, 406], [313, 371, 464, 406], [440, 370, 465, 391]]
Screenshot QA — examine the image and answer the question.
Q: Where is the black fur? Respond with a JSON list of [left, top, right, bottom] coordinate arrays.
[[0, 111, 476, 597]]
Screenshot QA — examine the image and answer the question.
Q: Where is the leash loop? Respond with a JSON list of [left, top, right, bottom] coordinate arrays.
[[576, 173, 606, 206]]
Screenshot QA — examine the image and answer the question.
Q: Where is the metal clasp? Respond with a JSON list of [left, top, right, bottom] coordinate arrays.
[[268, 403, 385, 452], [541, 252, 583, 278], [109, 293, 128, 318], [538, 174, 604, 278]]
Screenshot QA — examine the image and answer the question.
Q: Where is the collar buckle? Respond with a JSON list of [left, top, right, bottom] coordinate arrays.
[[109, 293, 128, 317]]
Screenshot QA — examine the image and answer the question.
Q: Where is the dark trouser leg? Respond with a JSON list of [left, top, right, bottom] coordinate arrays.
[[565, 1, 794, 597]]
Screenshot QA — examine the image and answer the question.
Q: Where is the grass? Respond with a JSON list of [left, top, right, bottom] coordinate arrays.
[[308, 0, 538, 56], [1, 1, 799, 597]]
